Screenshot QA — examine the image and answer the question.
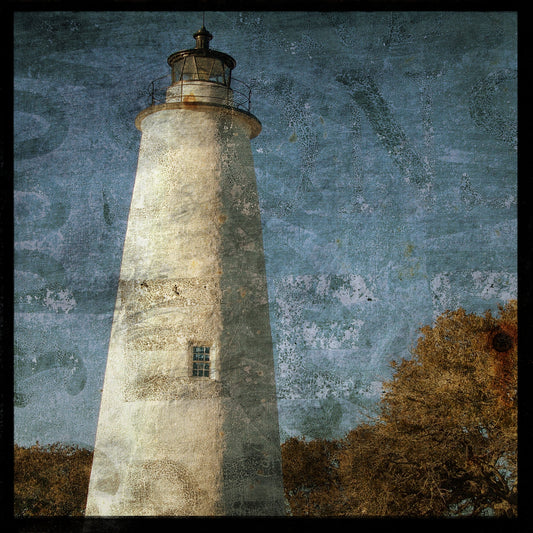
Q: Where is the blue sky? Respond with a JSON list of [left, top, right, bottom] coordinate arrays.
[[14, 11, 517, 447]]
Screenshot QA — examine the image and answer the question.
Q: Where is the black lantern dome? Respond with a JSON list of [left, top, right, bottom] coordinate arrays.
[[167, 26, 236, 87]]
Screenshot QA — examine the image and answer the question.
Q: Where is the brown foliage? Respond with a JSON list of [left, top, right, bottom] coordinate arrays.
[[281, 301, 517, 517], [281, 437, 343, 516], [14, 442, 93, 517], [377, 300, 517, 516]]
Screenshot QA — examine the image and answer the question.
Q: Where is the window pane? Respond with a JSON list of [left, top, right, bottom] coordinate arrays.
[[192, 347, 211, 377], [172, 59, 185, 83], [181, 57, 197, 81], [208, 61, 225, 83], [195, 57, 214, 81]]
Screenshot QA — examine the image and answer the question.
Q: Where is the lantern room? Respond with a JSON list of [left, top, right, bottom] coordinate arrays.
[[167, 26, 236, 87]]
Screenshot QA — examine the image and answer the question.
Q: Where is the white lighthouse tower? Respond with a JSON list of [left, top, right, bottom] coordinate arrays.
[[86, 26, 285, 516]]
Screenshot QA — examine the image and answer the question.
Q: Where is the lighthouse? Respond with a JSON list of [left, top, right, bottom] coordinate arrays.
[[86, 26, 286, 516]]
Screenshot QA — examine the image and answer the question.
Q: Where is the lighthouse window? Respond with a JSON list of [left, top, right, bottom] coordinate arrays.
[[171, 59, 185, 83], [192, 346, 211, 377], [172, 56, 229, 85], [207, 60, 226, 84], [180, 56, 198, 81], [195, 57, 215, 81], [224, 66, 232, 86]]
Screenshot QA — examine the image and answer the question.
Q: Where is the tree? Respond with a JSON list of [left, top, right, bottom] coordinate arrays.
[[14, 442, 93, 516], [373, 300, 518, 516], [282, 300, 518, 517], [281, 437, 343, 516]]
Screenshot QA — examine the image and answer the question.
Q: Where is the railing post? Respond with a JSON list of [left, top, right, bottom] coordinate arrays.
[[148, 74, 172, 106]]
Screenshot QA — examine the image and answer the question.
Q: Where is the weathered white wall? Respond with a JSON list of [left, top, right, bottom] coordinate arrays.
[[166, 81, 233, 106], [86, 97, 285, 516]]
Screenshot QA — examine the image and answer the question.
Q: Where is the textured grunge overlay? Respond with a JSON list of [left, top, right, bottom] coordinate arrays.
[[14, 12, 516, 448]]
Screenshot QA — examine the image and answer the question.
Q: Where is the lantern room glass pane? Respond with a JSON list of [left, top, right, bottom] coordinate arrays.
[[171, 59, 185, 83], [180, 56, 198, 81], [208, 61, 226, 84], [172, 56, 229, 85], [195, 57, 214, 81]]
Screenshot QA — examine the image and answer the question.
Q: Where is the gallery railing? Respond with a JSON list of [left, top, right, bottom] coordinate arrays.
[[147, 74, 254, 112]]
